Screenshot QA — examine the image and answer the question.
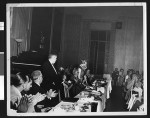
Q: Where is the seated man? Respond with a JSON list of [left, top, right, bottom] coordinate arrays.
[[11, 72, 45, 113], [27, 70, 45, 95], [124, 73, 137, 101], [26, 70, 58, 111]]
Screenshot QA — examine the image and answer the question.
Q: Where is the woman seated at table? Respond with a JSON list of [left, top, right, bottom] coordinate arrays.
[[10, 72, 45, 113], [57, 67, 73, 99], [84, 69, 95, 86], [124, 69, 132, 83], [130, 81, 143, 111], [78, 60, 87, 82], [69, 67, 85, 98], [125, 73, 138, 102]]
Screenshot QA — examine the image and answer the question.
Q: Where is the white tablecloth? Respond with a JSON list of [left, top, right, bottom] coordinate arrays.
[[49, 90, 104, 113]]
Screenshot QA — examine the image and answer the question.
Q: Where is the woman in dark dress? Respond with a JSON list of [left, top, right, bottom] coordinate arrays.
[[69, 67, 85, 98]]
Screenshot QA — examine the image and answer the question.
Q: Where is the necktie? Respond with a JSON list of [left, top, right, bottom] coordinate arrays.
[[51, 64, 57, 74]]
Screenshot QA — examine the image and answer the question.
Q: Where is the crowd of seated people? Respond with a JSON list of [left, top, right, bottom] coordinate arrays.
[[11, 72, 45, 112], [58, 60, 95, 98], [10, 61, 144, 113], [10, 60, 96, 113], [111, 68, 144, 112]]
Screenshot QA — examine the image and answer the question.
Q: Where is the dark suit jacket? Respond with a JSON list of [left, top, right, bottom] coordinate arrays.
[[41, 60, 61, 92], [27, 82, 45, 95], [26, 82, 58, 110]]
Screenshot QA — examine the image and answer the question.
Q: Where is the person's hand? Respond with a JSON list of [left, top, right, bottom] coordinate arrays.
[[46, 89, 58, 99], [46, 89, 53, 98], [35, 93, 46, 104], [11, 96, 20, 109], [26, 94, 33, 103], [17, 95, 29, 113], [29, 93, 46, 105]]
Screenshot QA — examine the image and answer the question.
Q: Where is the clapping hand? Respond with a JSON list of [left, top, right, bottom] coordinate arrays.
[[46, 89, 58, 99], [26, 94, 33, 103], [17, 95, 29, 113], [29, 93, 46, 106]]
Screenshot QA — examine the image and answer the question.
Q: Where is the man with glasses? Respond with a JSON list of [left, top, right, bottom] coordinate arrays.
[[27, 70, 58, 112]]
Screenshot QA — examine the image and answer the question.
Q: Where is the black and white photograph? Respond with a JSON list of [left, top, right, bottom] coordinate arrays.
[[6, 3, 147, 116]]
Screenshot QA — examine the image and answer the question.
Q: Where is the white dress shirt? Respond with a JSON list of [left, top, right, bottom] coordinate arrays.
[[49, 60, 57, 74], [11, 85, 22, 107]]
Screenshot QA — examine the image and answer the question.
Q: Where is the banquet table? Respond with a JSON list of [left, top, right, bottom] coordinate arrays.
[[48, 80, 110, 113], [49, 92, 101, 112], [74, 90, 103, 112]]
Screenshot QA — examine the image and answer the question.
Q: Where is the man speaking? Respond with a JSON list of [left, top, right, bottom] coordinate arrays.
[[41, 51, 61, 106]]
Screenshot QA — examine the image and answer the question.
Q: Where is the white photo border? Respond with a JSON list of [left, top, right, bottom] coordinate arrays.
[[7, 2, 147, 116]]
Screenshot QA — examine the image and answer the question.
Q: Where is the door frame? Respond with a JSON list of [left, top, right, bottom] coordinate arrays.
[[88, 30, 110, 75]]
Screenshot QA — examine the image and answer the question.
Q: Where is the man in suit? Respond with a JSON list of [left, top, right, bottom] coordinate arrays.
[[27, 70, 58, 111], [27, 70, 45, 95], [112, 68, 119, 86], [41, 52, 61, 105]]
